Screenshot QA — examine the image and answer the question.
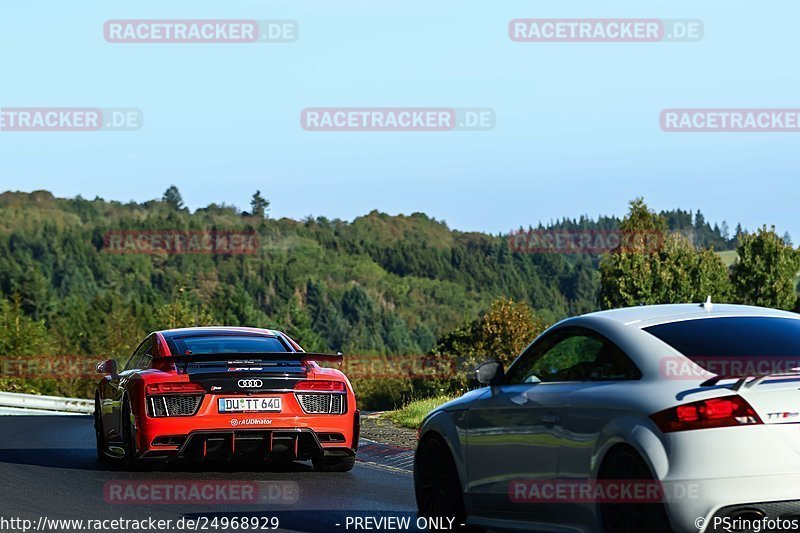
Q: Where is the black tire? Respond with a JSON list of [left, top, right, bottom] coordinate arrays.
[[415, 435, 479, 531], [598, 447, 673, 533], [312, 455, 355, 472], [120, 397, 142, 470], [94, 394, 111, 465]]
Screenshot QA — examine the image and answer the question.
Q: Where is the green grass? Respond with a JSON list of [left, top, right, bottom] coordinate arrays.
[[716, 250, 738, 267], [384, 395, 456, 428], [716, 249, 800, 288]]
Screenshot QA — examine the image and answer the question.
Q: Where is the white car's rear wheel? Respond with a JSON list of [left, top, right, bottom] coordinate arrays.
[[599, 447, 673, 533], [415, 435, 480, 532]]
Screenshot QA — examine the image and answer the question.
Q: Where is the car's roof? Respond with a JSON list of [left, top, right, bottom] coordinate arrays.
[[158, 326, 282, 339], [579, 303, 800, 329]]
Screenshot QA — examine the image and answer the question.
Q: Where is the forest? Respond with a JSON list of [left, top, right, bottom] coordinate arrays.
[[1, 189, 792, 407]]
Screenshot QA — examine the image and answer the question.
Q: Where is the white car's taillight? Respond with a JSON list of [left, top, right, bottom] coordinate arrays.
[[650, 395, 762, 433]]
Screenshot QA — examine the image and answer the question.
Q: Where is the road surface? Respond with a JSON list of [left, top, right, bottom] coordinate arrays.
[[0, 416, 421, 533]]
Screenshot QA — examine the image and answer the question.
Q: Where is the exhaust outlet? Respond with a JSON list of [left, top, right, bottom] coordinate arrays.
[[727, 508, 766, 524]]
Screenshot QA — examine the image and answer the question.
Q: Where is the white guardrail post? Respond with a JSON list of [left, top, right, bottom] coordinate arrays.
[[0, 392, 93, 415]]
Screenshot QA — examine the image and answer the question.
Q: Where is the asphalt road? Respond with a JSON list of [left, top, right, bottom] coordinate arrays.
[[0, 416, 420, 533]]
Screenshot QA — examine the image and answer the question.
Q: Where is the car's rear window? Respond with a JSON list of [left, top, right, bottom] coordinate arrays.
[[644, 316, 800, 359], [173, 335, 290, 355]]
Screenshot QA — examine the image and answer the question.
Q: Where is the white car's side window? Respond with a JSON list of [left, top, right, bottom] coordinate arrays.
[[530, 335, 604, 381], [507, 328, 641, 384]]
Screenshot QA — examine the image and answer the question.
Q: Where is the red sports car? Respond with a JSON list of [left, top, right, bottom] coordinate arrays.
[[93, 327, 359, 471]]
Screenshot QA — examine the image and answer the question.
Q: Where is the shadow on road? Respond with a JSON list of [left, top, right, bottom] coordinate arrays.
[[0, 448, 325, 473], [0, 448, 102, 470]]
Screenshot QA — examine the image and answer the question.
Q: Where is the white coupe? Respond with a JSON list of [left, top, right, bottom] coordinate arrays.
[[415, 303, 800, 532]]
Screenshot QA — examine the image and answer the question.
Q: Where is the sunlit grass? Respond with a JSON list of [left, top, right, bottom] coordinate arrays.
[[384, 394, 456, 428]]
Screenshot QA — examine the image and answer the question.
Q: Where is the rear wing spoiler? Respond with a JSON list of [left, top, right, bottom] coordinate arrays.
[[152, 351, 343, 367], [298, 352, 344, 364], [698, 369, 800, 392]]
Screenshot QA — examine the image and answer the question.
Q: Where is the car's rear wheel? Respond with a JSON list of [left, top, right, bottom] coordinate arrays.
[[120, 397, 142, 470], [598, 446, 673, 533], [312, 455, 355, 472], [94, 394, 110, 465], [415, 434, 478, 531]]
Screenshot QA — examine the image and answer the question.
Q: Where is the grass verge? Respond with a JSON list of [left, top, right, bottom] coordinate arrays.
[[384, 394, 456, 429]]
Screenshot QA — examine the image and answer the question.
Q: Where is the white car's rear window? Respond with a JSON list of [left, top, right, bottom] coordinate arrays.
[[645, 316, 800, 361]]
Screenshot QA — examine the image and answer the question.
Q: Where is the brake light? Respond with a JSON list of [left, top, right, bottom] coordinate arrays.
[[651, 396, 762, 433], [146, 382, 205, 394], [294, 380, 345, 392]]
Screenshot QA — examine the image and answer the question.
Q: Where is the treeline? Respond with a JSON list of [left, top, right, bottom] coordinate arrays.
[[1, 190, 798, 407], [0, 189, 602, 359], [598, 199, 800, 310], [533, 208, 744, 251]]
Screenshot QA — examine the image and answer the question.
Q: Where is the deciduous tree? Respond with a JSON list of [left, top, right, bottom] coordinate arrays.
[[730, 226, 800, 310], [598, 199, 731, 309]]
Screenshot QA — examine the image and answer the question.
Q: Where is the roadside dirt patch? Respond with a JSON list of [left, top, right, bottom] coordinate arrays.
[[360, 412, 418, 450]]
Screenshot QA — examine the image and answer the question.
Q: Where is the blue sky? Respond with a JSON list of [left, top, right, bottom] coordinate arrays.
[[1, 0, 798, 239]]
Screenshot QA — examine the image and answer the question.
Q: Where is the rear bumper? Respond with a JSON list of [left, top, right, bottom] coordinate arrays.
[[658, 425, 800, 531], [139, 427, 355, 462], [709, 499, 800, 530], [134, 391, 358, 458], [665, 476, 800, 532]]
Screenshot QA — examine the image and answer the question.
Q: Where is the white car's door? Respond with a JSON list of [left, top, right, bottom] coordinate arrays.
[[465, 327, 643, 524], [464, 380, 564, 519]]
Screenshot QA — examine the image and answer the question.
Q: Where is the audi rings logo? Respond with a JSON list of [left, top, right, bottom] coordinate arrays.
[[238, 379, 263, 388]]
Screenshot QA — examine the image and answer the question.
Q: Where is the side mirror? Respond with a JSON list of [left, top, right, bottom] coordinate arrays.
[[476, 360, 505, 385], [96, 359, 118, 378]]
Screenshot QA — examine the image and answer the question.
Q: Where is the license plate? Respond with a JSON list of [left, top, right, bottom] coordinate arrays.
[[218, 397, 282, 413]]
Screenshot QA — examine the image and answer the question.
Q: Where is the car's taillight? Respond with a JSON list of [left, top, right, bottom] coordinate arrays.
[[650, 395, 762, 433], [294, 380, 347, 414], [294, 380, 345, 392], [146, 382, 205, 417], [146, 382, 205, 395]]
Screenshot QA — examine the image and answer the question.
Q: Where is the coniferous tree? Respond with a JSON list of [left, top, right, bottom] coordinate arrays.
[[162, 185, 184, 210], [250, 190, 270, 218]]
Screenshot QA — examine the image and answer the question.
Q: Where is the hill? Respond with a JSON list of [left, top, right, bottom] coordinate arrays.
[[0, 190, 739, 360]]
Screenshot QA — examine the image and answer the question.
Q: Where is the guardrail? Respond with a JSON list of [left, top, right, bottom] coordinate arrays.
[[0, 392, 93, 415]]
